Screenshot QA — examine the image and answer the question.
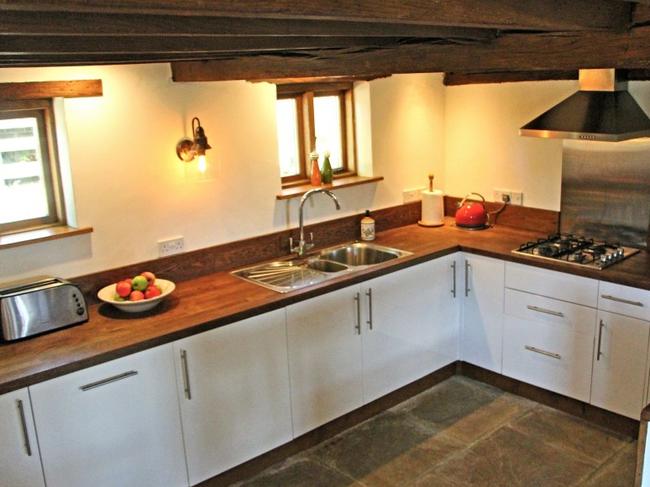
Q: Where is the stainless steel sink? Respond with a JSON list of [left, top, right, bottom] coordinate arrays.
[[232, 242, 412, 293]]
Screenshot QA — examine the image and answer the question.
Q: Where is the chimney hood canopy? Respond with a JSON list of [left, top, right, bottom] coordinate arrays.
[[520, 69, 650, 142]]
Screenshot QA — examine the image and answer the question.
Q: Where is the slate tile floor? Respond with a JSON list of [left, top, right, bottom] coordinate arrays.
[[236, 376, 637, 487]]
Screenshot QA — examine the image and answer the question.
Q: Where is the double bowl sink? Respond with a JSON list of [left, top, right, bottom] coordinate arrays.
[[232, 242, 412, 293]]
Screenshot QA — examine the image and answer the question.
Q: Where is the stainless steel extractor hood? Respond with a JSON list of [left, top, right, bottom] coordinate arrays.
[[520, 69, 650, 142]]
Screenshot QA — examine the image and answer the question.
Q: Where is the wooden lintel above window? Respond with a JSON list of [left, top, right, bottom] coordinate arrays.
[[0, 80, 103, 102]]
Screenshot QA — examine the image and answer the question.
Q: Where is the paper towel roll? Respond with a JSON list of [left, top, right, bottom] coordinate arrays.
[[418, 190, 444, 227]]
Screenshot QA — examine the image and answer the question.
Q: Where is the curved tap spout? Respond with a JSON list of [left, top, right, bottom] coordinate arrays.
[[292, 188, 341, 256]]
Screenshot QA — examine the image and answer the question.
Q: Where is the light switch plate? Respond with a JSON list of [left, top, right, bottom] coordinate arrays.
[[403, 187, 426, 203]]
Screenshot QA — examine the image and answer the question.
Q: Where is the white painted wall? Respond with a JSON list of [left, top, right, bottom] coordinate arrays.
[[0, 66, 445, 280]]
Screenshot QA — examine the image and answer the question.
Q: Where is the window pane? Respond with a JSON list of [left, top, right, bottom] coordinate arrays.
[[314, 95, 343, 171], [0, 116, 50, 225], [276, 98, 301, 178]]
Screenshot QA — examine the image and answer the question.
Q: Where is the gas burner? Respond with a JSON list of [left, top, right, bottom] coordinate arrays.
[[512, 233, 639, 270]]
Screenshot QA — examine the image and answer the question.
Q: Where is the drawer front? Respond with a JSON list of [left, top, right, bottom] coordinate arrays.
[[505, 262, 598, 307], [505, 288, 597, 338], [503, 290, 597, 402], [598, 281, 650, 321]]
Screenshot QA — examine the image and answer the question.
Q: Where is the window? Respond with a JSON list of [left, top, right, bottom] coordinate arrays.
[[0, 99, 65, 234], [276, 83, 356, 186]]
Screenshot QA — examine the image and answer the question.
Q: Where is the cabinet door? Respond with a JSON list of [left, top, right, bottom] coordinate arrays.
[[30, 345, 187, 487], [461, 253, 505, 373], [287, 286, 363, 437], [361, 255, 459, 403], [0, 389, 45, 487], [591, 310, 650, 419], [174, 309, 293, 485]]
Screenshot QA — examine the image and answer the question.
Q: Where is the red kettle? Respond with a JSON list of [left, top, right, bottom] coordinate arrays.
[[455, 193, 488, 229]]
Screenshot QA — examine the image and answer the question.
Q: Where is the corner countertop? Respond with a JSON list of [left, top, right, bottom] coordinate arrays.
[[2, 217, 649, 395]]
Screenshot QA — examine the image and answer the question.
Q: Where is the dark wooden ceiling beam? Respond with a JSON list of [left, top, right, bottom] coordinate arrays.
[[171, 27, 650, 82], [0, 80, 102, 100], [0, 11, 496, 40], [0, 0, 632, 32]]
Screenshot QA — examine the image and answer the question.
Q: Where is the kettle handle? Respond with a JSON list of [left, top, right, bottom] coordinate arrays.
[[458, 192, 486, 208]]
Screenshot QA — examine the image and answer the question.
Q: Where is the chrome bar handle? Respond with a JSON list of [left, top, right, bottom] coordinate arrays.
[[180, 349, 192, 400], [464, 260, 470, 297], [601, 294, 644, 307], [80, 370, 138, 391], [596, 319, 605, 361], [525, 345, 561, 360], [527, 305, 565, 318], [16, 399, 32, 456], [366, 288, 373, 330], [354, 292, 361, 335], [451, 261, 457, 298]]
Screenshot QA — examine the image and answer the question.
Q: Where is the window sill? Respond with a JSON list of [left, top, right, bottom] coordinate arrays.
[[276, 175, 384, 200], [0, 225, 93, 250]]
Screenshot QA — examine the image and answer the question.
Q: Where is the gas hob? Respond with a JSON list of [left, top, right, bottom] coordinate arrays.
[[512, 234, 639, 270]]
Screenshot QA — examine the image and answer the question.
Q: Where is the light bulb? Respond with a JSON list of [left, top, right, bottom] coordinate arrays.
[[197, 154, 207, 173]]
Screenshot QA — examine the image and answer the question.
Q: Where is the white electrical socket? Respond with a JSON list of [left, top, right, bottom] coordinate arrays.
[[158, 236, 185, 257], [493, 189, 523, 206], [403, 187, 426, 203]]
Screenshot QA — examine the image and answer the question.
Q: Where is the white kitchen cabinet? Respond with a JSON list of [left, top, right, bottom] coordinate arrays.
[[287, 285, 364, 437], [461, 253, 505, 373], [0, 388, 45, 487], [173, 309, 293, 485], [361, 254, 459, 402], [30, 345, 187, 487], [591, 310, 650, 419]]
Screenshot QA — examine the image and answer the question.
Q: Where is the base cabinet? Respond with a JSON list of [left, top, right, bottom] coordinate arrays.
[[591, 310, 650, 419], [461, 253, 505, 373], [0, 389, 45, 487], [173, 309, 293, 485], [30, 345, 187, 487]]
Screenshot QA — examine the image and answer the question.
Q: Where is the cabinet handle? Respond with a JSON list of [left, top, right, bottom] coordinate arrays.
[[16, 399, 32, 457], [180, 349, 192, 400], [526, 305, 565, 318], [525, 345, 561, 360], [79, 370, 138, 392], [451, 261, 457, 298], [354, 292, 361, 335], [596, 319, 605, 361], [464, 261, 470, 297], [366, 288, 373, 330], [601, 294, 644, 307]]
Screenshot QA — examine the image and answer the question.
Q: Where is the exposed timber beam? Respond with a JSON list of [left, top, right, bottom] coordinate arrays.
[[0, 1, 632, 32], [0, 80, 102, 100], [171, 27, 650, 82]]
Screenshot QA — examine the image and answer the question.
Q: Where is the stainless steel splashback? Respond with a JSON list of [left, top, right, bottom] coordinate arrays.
[[561, 140, 650, 248]]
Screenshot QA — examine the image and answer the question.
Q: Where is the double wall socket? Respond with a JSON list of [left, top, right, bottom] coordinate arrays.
[[493, 189, 523, 206], [403, 187, 426, 203], [158, 236, 185, 257]]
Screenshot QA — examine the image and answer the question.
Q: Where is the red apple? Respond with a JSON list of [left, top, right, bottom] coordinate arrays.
[[129, 290, 145, 301], [115, 280, 132, 298], [124, 278, 132, 287], [145, 286, 162, 299], [140, 271, 156, 284]]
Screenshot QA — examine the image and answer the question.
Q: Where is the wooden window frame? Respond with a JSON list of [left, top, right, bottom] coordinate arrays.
[[277, 82, 357, 188], [0, 98, 66, 235]]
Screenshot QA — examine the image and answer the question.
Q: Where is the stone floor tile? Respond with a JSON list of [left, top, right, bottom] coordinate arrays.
[[429, 426, 596, 487], [402, 376, 502, 427], [310, 410, 434, 481], [441, 393, 535, 444], [510, 406, 630, 464], [237, 457, 359, 487], [579, 442, 638, 487]]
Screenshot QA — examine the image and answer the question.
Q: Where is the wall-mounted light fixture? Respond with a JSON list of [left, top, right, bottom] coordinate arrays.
[[176, 117, 211, 173]]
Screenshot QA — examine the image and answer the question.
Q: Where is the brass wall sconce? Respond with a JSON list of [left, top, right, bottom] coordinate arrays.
[[176, 117, 211, 172]]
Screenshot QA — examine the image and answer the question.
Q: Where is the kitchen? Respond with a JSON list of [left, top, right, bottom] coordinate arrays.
[[1, 2, 650, 487]]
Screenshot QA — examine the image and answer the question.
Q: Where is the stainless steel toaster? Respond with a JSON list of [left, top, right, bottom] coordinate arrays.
[[0, 276, 88, 341]]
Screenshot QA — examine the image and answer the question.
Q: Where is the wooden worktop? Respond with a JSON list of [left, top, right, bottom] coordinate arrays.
[[2, 217, 649, 395]]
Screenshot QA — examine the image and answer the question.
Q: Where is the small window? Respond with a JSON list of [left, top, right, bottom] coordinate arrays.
[[0, 99, 65, 234], [276, 83, 356, 186]]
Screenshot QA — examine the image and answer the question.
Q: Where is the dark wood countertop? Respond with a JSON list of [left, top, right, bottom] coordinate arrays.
[[2, 217, 649, 395]]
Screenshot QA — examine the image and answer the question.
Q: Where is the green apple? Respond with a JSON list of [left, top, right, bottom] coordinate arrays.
[[132, 275, 148, 291]]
